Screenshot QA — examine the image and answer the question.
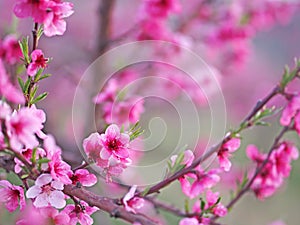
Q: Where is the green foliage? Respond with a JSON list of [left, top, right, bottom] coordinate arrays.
[[280, 58, 300, 90], [129, 122, 144, 141], [19, 36, 30, 64]]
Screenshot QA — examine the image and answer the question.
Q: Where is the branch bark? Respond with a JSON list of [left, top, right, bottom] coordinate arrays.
[[63, 185, 158, 225]]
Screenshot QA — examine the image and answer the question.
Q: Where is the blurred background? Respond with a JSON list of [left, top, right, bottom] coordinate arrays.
[[0, 0, 300, 224]]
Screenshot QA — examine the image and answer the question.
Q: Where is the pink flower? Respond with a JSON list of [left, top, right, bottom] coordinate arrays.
[[104, 97, 145, 126], [14, 0, 74, 37], [143, 0, 181, 18], [26, 173, 66, 209], [246, 143, 298, 200], [93, 79, 118, 104], [0, 180, 25, 212], [122, 185, 144, 213], [100, 124, 130, 160], [48, 151, 72, 184], [42, 1, 74, 37], [179, 167, 220, 199], [97, 156, 130, 183], [280, 94, 300, 136], [39, 207, 70, 225], [62, 201, 98, 225], [83, 131, 131, 183], [0, 100, 12, 119], [0, 34, 22, 64], [179, 218, 200, 225], [14, 147, 46, 173], [6, 106, 45, 151], [268, 221, 286, 225], [170, 150, 195, 167], [0, 59, 25, 104], [217, 137, 241, 172], [83, 132, 102, 162], [27, 49, 48, 76], [14, 0, 48, 22], [69, 169, 97, 187]]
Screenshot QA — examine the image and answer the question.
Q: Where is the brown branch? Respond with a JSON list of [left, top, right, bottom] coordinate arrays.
[[63, 185, 158, 225], [96, 0, 116, 55], [32, 23, 39, 52]]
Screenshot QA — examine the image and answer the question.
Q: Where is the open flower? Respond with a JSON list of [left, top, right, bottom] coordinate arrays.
[[62, 201, 98, 225], [122, 185, 144, 213], [69, 169, 97, 187], [26, 173, 66, 209], [280, 93, 300, 136], [6, 106, 46, 151], [0, 180, 25, 212], [27, 49, 48, 76], [217, 137, 241, 172], [100, 124, 130, 160]]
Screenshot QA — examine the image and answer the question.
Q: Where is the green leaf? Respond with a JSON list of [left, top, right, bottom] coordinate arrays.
[[141, 186, 151, 197], [37, 25, 44, 40], [18, 77, 25, 92], [21, 174, 29, 179], [31, 92, 48, 104], [24, 78, 31, 93], [38, 73, 51, 81], [19, 37, 30, 64], [34, 68, 44, 82], [37, 157, 50, 164]]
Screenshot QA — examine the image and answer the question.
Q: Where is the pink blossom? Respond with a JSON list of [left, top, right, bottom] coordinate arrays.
[[14, 0, 48, 22], [206, 190, 227, 217], [14, 147, 46, 173], [6, 106, 45, 151], [143, 0, 181, 18], [62, 201, 98, 225], [97, 156, 131, 183], [0, 100, 12, 119], [39, 207, 70, 225], [0, 34, 22, 64], [14, 0, 74, 37], [100, 124, 130, 160], [122, 185, 144, 213], [0, 180, 25, 212], [26, 173, 66, 209], [0, 59, 25, 104], [27, 49, 48, 76], [280, 94, 300, 136], [138, 19, 171, 41], [179, 167, 220, 199], [246, 143, 298, 200], [93, 79, 118, 104], [217, 137, 241, 172], [179, 218, 200, 225], [69, 169, 97, 187], [83, 131, 131, 182], [170, 149, 195, 167], [44, 134, 62, 158], [83, 132, 102, 162], [104, 97, 144, 126], [42, 1, 74, 37], [48, 151, 72, 184], [268, 221, 286, 225], [16, 203, 48, 225]]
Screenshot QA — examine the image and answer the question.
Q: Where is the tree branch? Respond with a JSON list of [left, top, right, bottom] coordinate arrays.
[[63, 185, 158, 225]]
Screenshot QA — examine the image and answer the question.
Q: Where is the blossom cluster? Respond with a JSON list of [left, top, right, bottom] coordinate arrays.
[[247, 142, 298, 200], [0, 100, 99, 224]]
